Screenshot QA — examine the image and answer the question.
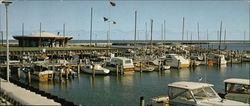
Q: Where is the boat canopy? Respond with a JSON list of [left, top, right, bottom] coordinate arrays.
[[224, 78, 250, 85], [168, 81, 214, 90]]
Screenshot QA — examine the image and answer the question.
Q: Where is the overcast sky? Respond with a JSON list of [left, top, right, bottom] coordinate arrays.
[[0, 0, 249, 40]]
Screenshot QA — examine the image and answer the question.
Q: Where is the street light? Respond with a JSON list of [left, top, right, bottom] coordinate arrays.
[[1, 0, 12, 82]]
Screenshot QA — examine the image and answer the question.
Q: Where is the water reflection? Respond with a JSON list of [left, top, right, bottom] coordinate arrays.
[[169, 68, 190, 81], [103, 75, 110, 88], [121, 74, 134, 87], [39, 81, 55, 91], [90, 76, 96, 88]]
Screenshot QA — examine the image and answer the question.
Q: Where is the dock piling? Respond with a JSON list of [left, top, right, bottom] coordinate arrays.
[[77, 64, 80, 74], [17, 68, 20, 80], [120, 65, 124, 75], [28, 70, 31, 84], [140, 62, 142, 73], [66, 68, 69, 80], [140, 96, 144, 106], [116, 64, 119, 75], [92, 64, 95, 77], [177, 60, 180, 69]]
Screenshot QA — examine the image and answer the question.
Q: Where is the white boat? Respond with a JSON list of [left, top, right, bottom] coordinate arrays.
[[152, 57, 171, 70], [150, 81, 248, 106], [222, 78, 250, 103], [209, 54, 227, 65], [134, 62, 155, 72], [81, 64, 110, 75], [164, 54, 190, 68], [32, 70, 54, 82], [105, 57, 135, 74], [242, 55, 250, 62]]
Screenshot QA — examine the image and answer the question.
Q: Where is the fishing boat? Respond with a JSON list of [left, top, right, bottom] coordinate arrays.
[[81, 64, 110, 75], [134, 61, 155, 72], [164, 54, 190, 68], [150, 81, 248, 106], [219, 78, 250, 103], [242, 55, 250, 62], [31, 60, 54, 82], [104, 57, 135, 74], [59, 66, 77, 78], [32, 70, 54, 82], [208, 54, 227, 65], [152, 57, 171, 70]]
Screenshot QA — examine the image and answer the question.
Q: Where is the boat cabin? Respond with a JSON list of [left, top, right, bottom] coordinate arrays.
[[167, 81, 248, 106], [110, 57, 134, 73], [224, 78, 250, 103]]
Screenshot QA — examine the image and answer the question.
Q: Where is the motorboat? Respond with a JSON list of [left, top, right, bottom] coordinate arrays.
[[104, 57, 135, 74], [219, 78, 250, 104], [150, 81, 248, 106], [81, 64, 110, 75], [134, 62, 155, 72], [31, 61, 54, 82], [164, 54, 190, 68], [242, 55, 250, 62], [208, 54, 227, 65], [32, 70, 54, 82]]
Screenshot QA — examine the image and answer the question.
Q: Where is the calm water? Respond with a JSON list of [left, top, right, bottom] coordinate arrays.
[[29, 63, 250, 105]]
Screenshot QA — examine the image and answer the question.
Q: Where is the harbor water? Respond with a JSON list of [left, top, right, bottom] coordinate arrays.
[[26, 63, 249, 105]]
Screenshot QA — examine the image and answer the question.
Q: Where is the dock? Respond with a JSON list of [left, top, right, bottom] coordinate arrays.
[[0, 78, 60, 105]]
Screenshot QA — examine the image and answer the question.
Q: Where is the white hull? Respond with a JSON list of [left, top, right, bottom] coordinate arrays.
[[81, 65, 110, 75]]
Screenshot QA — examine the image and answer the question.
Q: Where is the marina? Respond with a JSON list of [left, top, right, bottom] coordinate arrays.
[[0, 0, 249, 105]]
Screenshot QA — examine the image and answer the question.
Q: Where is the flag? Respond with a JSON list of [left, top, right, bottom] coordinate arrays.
[[103, 17, 109, 21], [109, 1, 116, 6], [112, 21, 116, 24]]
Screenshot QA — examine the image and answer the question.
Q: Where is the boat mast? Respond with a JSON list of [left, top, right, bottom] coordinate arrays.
[[90, 8, 93, 46], [150, 19, 153, 54], [197, 22, 201, 48], [224, 28, 227, 49], [22, 23, 24, 52], [161, 24, 163, 47], [134, 10, 137, 52], [39, 22, 42, 47], [164, 20, 166, 43], [219, 21, 222, 55], [0, 8, 2, 46], [244, 31, 246, 44], [207, 29, 209, 48], [145, 22, 147, 41], [182, 17, 185, 42]]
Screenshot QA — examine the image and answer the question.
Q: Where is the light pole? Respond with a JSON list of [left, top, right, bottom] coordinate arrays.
[[2, 1, 12, 82]]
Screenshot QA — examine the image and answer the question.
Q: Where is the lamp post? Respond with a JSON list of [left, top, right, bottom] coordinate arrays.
[[2, 1, 12, 82]]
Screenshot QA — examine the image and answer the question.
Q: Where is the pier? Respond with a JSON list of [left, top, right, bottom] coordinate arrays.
[[0, 78, 60, 105]]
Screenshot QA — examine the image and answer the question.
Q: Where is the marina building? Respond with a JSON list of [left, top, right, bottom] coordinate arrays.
[[13, 32, 73, 47]]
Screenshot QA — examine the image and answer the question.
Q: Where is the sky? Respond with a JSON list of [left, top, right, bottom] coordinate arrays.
[[0, 0, 249, 40]]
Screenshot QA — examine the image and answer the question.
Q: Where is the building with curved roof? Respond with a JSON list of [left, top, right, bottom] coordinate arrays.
[[13, 32, 73, 47]]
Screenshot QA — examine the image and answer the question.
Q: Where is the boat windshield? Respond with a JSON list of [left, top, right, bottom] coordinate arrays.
[[226, 83, 250, 94], [192, 87, 218, 101], [125, 60, 132, 64]]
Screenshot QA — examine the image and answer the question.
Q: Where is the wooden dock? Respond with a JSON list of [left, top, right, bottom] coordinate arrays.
[[0, 78, 60, 105]]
